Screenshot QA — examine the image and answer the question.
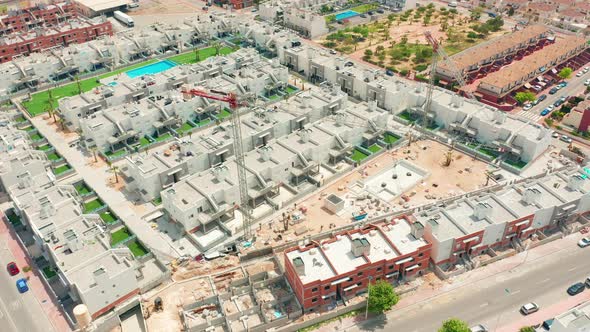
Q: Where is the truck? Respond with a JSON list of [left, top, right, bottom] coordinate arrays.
[[114, 10, 134, 27]]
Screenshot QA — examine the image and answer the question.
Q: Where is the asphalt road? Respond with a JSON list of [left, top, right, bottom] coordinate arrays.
[[530, 70, 590, 118], [347, 239, 590, 332], [0, 249, 54, 332]]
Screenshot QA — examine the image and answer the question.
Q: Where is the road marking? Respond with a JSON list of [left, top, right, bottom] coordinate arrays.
[[538, 278, 551, 284], [510, 290, 522, 295], [568, 267, 577, 272], [479, 302, 489, 308]]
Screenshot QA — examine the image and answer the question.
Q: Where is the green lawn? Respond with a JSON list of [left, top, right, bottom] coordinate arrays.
[[100, 211, 118, 224], [52, 164, 71, 175], [367, 144, 382, 153], [111, 227, 132, 246], [398, 111, 418, 123], [127, 240, 149, 257], [22, 126, 35, 132], [36, 144, 53, 151], [22, 59, 159, 116], [505, 159, 528, 169], [42, 266, 57, 279], [140, 137, 151, 147], [168, 46, 235, 64], [286, 86, 298, 94], [83, 198, 104, 213], [29, 133, 43, 141], [14, 116, 27, 123], [196, 118, 211, 127], [351, 149, 370, 162], [155, 132, 172, 142], [478, 147, 500, 158], [177, 122, 196, 135], [266, 93, 281, 101], [383, 133, 400, 144], [47, 152, 61, 161], [217, 108, 231, 120], [152, 196, 162, 206], [6, 212, 22, 226], [75, 183, 92, 195], [104, 149, 127, 158], [350, 3, 378, 13]]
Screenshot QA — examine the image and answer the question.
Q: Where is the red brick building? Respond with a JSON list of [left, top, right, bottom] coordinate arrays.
[[0, 17, 112, 63], [213, 0, 254, 10], [284, 218, 431, 311], [0, 2, 77, 36]]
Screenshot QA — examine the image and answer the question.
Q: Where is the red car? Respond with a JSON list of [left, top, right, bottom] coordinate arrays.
[[7, 262, 19, 276]]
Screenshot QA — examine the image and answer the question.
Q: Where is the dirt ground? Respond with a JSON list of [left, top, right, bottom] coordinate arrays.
[[255, 139, 492, 248], [143, 277, 214, 332], [173, 255, 240, 281]]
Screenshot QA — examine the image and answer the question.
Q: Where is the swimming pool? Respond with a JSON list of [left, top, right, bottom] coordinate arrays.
[[126, 60, 177, 78], [335, 10, 359, 21]]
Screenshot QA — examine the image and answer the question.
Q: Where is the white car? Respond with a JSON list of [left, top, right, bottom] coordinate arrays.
[[470, 324, 489, 332], [523, 103, 533, 110], [561, 135, 572, 143], [521, 302, 540, 315], [547, 105, 555, 111], [585, 79, 590, 86], [579, 237, 590, 248], [552, 131, 559, 138], [585, 66, 589, 73], [577, 71, 584, 77]]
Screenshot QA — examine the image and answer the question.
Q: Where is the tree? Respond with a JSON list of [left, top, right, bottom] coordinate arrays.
[[367, 280, 399, 314], [212, 41, 222, 56], [470, 6, 483, 21], [439, 318, 470, 332], [46, 89, 57, 123], [558, 67, 573, 80], [515, 91, 536, 105], [508, 7, 515, 16], [519, 327, 535, 332], [90, 146, 98, 163], [75, 75, 82, 95], [194, 47, 201, 62]]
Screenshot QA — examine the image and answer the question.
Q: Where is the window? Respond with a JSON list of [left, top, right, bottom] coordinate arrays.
[[388, 265, 394, 270], [357, 272, 363, 277], [418, 253, 423, 257], [324, 285, 330, 291], [311, 287, 318, 293], [311, 298, 318, 303], [376, 267, 382, 272]]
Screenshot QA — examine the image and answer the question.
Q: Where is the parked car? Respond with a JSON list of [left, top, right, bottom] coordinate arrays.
[[542, 319, 554, 330], [6, 262, 19, 276], [536, 94, 547, 104], [16, 278, 28, 293], [329, 49, 337, 55], [385, 69, 394, 76], [541, 109, 550, 116], [523, 103, 533, 110], [547, 104, 555, 111], [577, 71, 584, 77], [584, 79, 590, 86], [567, 282, 586, 296], [359, 14, 367, 18], [552, 131, 559, 138], [549, 87, 559, 94], [376, 9, 384, 14], [531, 85, 542, 92], [560, 135, 573, 143], [470, 324, 489, 332], [578, 237, 590, 248], [558, 82, 568, 88], [585, 277, 590, 288], [521, 302, 540, 315]]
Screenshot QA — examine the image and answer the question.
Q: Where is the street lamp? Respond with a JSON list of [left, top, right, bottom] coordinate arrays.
[[365, 275, 373, 319]]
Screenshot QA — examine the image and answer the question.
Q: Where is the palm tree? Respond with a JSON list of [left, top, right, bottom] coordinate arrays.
[[90, 146, 98, 163], [112, 165, 120, 183], [194, 47, 201, 63], [212, 41, 222, 56], [57, 117, 66, 131], [47, 90, 57, 122], [75, 75, 82, 95]]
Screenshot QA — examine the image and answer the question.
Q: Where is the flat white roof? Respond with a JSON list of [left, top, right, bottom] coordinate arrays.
[[322, 235, 367, 275], [76, 0, 128, 12], [286, 247, 336, 284]]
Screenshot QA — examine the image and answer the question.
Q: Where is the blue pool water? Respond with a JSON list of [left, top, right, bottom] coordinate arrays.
[[126, 60, 177, 78], [107, 81, 118, 87], [335, 10, 359, 21]]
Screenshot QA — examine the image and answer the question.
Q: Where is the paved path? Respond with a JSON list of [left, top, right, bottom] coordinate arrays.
[[29, 116, 181, 262], [317, 231, 590, 332], [0, 212, 71, 332]]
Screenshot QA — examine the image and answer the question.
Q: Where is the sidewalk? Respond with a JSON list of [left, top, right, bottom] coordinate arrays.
[[316, 232, 584, 332], [29, 116, 181, 262], [0, 211, 72, 332]]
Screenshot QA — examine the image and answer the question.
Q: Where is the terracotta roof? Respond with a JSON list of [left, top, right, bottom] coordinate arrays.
[[578, 2, 590, 12], [479, 35, 588, 91], [506, 0, 528, 4], [528, 3, 557, 12], [439, 25, 549, 73], [552, 0, 575, 5], [560, 8, 585, 17]]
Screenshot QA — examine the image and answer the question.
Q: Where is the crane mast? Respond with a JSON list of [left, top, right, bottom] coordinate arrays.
[[182, 88, 253, 240]]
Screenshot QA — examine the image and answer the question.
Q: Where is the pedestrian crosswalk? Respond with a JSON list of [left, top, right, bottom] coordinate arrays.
[[515, 110, 542, 122]]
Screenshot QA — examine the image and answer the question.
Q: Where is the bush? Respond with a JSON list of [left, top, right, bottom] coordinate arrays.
[[399, 69, 409, 76], [414, 64, 428, 71], [467, 31, 479, 39]]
